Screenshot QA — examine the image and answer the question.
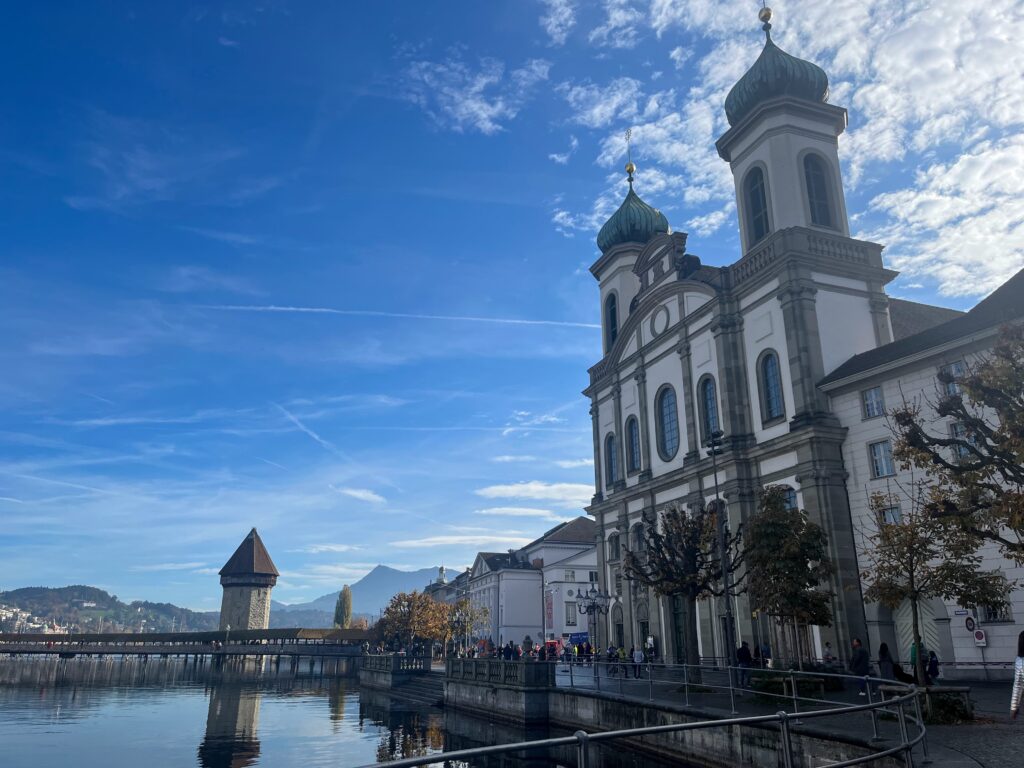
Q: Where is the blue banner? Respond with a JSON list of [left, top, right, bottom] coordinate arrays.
[[568, 632, 589, 644]]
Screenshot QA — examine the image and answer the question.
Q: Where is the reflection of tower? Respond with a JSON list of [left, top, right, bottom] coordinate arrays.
[[197, 683, 261, 768], [219, 528, 279, 631]]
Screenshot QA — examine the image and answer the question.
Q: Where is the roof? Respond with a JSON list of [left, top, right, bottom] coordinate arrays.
[[219, 528, 279, 577], [820, 269, 1024, 387], [888, 298, 964, 340], [477, 552, 532, 572], [522, 516, 596, 553], [596, 182, 669, 253], [724, 27, 829, 127]]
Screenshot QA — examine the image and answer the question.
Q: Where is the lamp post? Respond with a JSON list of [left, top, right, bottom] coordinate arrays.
[[576, 584, 611, 674], [705, 428, 736, 664]]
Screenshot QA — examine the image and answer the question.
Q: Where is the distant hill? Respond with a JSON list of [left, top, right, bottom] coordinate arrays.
[[0, 585, 219, 633], [274, 564, 439, 618]]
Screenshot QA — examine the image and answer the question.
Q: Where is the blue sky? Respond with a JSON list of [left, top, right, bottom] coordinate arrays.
[[2, 1, 1022, 610]]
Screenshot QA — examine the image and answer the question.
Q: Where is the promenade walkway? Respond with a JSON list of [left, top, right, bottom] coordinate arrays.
[[551, 662, 1022, 767]]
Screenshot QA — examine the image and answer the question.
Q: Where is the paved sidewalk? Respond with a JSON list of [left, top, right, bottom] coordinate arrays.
[[553, 664, 1023, 767]]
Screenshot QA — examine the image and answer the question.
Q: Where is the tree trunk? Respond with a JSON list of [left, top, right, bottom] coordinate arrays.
[[682, 594, 702, 681], [910, 597, 927, 688]]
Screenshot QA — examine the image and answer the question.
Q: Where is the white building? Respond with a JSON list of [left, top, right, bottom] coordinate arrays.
[[583, 12, 1023, 670]]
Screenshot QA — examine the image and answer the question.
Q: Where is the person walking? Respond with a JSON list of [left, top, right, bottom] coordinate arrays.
[[632, 645, 645, 679], [849, 638, 870, 696], [927, 651, 940, 683], [877, 642, 895, 681], [736, 641, 752, 689], [1011, 630, 1024, 719]]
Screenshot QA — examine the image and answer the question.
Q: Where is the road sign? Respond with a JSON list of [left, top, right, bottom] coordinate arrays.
[[965, 616, 976, 632], [974, 628, 987, 647]]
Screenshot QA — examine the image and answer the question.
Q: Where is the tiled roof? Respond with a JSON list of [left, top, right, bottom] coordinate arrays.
[[888, 298, 964, 340], [219, 528, 279, 577], [820, 269, 1024, 387]]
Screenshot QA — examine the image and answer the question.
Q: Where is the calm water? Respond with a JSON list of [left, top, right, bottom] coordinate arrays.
[[0, 657, 675, 768]]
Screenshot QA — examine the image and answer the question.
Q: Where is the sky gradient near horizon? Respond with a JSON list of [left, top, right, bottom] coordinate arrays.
[[2, 1, 1023, 610]]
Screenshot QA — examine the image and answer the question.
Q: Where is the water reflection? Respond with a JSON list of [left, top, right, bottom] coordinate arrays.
[[197, 683, 262, 768]]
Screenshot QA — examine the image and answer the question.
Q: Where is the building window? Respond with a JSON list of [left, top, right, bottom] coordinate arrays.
[[589, 571, 599, 583], [655, 385, 680, 460], [878, 505, 902, 525], [607, 533, 620, 561], [698, 376, 720, 441], [605, 433, 618, 487], [564, 570, 576, 582], [940, 360, 965, 396], [869, 440, 896, 478], [862, 386, 885, 419], [626, 416, 642, 472], [981, 604, 1014, 623], [605, 294, 618, 353], [631, 523, 646, 552], [803, 154, 833, 228], [758, 350, 785, 423], [565, 602, 577, 626], [781, 486, 798, 511], [949, 422, 976, 462], [614, 569, 622, 595], [744, 167, 770, 245]]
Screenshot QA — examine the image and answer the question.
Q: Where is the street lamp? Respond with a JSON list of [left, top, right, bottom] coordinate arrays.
[[576, 584, 611, 662], [704, 428, 736, 664]]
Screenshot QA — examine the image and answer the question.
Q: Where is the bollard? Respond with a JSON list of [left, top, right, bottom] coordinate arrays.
[[777, 711, 795, 768], [911, 686, 931, 763], [574, 729, 591, 768]]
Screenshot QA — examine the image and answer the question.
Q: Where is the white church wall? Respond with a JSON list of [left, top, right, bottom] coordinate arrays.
[[645, 349, 687, 477], [741, 296, 794, 444], [815, 290, 877, 374]]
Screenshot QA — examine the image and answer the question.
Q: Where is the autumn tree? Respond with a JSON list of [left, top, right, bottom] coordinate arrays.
[[377, 591, 450, 651], [860, 486, 1010, 685], [623, 503, 743, 670], [445, 598, 489, 653], [334, 585, 353, 629], [892, 324, 1024, 561], [745, 486, 833, 667]]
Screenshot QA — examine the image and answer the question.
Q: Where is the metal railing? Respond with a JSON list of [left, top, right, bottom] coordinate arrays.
[[361, 661, 929, 768], [361, 654, 432, 673]]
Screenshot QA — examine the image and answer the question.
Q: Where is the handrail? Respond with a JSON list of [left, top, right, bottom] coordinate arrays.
[[362, 663, 928, 768]]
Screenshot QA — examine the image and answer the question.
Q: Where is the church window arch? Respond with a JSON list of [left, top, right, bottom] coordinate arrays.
[[697, 375, 720, 443], [743, 166, 770, 245], [607, 533, 620, 561], [655, 385, 680, 460], [625, 416, 642, 473], [757, 349, 786, 424], [803, 154, 834, 228], [630, 522, 646, 552], [604, 293, 619, 353], [781, 486, 798, 511], [604, 433, 619, 488]]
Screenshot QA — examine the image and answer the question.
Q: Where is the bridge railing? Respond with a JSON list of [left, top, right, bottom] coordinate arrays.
[[361, 654, 431, 673], [445, 657, 554, 687]]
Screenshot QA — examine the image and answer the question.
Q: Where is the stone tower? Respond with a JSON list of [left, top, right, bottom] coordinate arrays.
[[218, 528, 279, 631]]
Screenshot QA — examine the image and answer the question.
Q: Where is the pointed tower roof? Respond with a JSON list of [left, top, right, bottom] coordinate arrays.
[[219, 528, 279, 577], [596, 163, 669, 253], [724, 8, 829, 127]]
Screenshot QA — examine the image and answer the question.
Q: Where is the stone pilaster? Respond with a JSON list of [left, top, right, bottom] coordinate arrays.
[[677, 340, 700, 463], [777, 265, 834, 427], [611, 383, 626, 492], [590, 401, 603, 504], [634, 366, 653, 479]]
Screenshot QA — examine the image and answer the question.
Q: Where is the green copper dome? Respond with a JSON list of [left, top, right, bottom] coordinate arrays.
[[596, 182, 669, 253], [724, 27, 829, 127]]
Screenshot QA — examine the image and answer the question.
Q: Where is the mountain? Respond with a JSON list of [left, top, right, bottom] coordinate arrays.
[[0, 586, 219, 633], [274, 564, 439, 618]]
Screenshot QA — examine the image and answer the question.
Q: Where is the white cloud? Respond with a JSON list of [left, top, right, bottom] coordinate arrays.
[[296, 543, 363, 554], [668, 46, 691, 69], [549, 135, 579, 165], [558, 78, 644, 129], [332, 486, 386, 504], [554, 458, 593, 469], [491, 455, 538, 463], [131, 561, 207, 572], [588, 0, 644, 49], [475, 506, 572, 522], [474, 480, 592, 509], [391, 534, 533, 548], [539, 0, 576, 46], [403, 54, 550, 135]]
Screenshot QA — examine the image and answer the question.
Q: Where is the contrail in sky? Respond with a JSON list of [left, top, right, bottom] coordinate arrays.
[[199, 304, 600, 329]]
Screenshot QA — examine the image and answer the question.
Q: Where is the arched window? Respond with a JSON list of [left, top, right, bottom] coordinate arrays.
[[699, 376, 720, 441], [625, 416, 641, 473], [758, 350, 785, 423], [781, 486, 798, 511], [803, 154, 833, 228], [607, 533, 620, 561], [604, 433, 618, 487], [605, 294, 618, 352], [631, 523, 646, 552], [744, 167, 770, 245], [655, 385, 680, 460]]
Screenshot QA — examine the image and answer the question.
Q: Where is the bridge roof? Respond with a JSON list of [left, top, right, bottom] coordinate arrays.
[[220, 527, 279, 577], [0, 627, 371, 644]]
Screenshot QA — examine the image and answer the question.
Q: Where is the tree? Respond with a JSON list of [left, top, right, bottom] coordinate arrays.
[[623, 503, 743, 670], [445, 598, 490, 653], [376, 591, 450, 651], [892, 324, 1024, 562], [334, 585, 353, 629], [745, 486, 833, 667], [860, 485, 1010, 686]]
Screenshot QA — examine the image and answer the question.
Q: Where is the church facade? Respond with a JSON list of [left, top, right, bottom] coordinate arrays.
[[584, 13, 1022, 666]]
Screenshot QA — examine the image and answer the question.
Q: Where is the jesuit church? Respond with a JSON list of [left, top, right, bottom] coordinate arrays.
[[585, 10, 1024, 667]]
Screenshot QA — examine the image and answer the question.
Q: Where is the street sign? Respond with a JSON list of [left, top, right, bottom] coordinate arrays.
[[965, 616, 976, 632], [974, 629, 987, 647]]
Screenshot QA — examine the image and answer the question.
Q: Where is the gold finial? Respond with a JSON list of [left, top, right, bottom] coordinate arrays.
[[759, 4, 773, 36], [624, 128, 635, 185]]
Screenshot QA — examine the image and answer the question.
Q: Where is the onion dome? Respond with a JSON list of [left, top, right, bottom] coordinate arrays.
[[596, 162, 669, 253], [724, 7, 829, 127]]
